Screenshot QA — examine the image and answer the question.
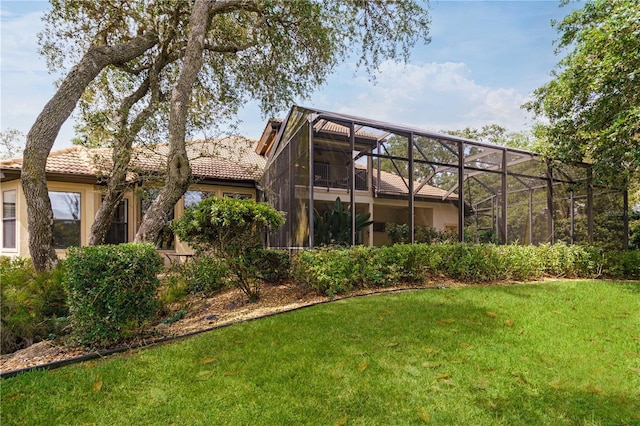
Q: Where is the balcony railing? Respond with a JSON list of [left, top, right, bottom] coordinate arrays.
[[313, 163, 368, 191]]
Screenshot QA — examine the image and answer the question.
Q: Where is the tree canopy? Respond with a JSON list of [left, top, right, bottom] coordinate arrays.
[[24, 0, 432, 270], [525, 0, 640, 186]]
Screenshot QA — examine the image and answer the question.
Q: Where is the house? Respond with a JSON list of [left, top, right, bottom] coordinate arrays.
[[0, 138, 264, 259], [1, 106, 628, 258]]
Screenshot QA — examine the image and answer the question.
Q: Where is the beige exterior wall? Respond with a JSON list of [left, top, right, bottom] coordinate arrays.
[[0, 179, 256, 260], [371, 199, 459, 246], [1, 180, 26, 258]]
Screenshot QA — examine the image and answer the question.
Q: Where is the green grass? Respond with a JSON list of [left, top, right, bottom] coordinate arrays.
[[2, 280, 639, 425]]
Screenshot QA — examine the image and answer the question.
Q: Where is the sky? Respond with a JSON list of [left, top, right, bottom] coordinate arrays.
[[0, 0, 583, 151]]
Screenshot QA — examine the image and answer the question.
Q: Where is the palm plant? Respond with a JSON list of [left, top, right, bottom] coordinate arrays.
[[314, 197, 373, 246]]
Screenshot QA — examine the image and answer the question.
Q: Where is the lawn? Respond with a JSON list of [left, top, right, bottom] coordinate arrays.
[[2, 280, 639, 425]]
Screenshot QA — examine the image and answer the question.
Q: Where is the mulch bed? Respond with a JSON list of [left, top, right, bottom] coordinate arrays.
[[1, 280, 456, 374]]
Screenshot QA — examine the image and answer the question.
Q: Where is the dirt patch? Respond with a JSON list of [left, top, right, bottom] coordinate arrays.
[[0, 279, 463, 374]]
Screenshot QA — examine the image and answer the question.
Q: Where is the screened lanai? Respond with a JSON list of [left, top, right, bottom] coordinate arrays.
[[259, 105, 629, 250]]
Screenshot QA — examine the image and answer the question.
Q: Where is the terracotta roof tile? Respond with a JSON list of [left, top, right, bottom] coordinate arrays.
[[374, 169, 457, 200], [1, 138, 265, 182]]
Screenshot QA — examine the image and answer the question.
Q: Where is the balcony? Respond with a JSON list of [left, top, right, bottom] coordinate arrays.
[[313, 163, 368, 191]]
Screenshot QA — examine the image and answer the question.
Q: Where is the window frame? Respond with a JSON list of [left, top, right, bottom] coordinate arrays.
[[183, 190, 216, 209], [104, 197, 129, 245], [49, 190, 81, 249], [2, 190, 17, 249], [222, 192, 253, 200]]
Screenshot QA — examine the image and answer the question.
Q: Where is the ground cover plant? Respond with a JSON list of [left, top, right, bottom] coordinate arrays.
[[2, 280, 638, 425], [0, 257, 67, 354]]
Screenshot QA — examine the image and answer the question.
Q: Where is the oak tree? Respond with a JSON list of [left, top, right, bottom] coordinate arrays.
[[525, 0, 640, 187], [26, 0, 432, 269]]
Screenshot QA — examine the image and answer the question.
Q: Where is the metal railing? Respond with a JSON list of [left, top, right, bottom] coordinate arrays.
[[313, 163, 368, 190]]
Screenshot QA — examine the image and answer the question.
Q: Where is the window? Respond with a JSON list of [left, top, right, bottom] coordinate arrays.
[[184, 190, 215, 209], [105, 198, 128, 244], [223, 192, 252, 200], [50, 191, 81, 249], [2, 190, 16, 248], [140, 189, 175, 250]]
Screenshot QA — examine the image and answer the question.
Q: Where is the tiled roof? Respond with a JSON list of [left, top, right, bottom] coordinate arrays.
[[0, 138, 265, 182], [268, 117, 382, 140], [0, 147, 102, 176], [313, 120, 382, 140], [132, 138, 265, 181], [374, 169, 457, 200]]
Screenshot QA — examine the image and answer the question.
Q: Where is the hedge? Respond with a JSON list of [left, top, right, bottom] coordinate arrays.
[[292, 243, 639, 296]]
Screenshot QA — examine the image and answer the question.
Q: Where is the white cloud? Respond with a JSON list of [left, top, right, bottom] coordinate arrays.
[[1, 7, 77, 149], [321, 60, 533, 133], [1, 10, 46, 72]]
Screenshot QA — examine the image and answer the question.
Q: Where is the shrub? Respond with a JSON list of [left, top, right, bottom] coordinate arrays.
[[172, 197, 285, 301], [182, 254, 230, 295], [601, 250, 640, 279], [292, 248, 356, 296], [0, 257, 68, 354], [248, 249, 291, 284], [64, 244, 162, 348], [293, 243, 639, 297], [534, 243, 600, 278], [387, 224, 458, 245], [292, 244, 437, 296], [314, 197, 373, 246]]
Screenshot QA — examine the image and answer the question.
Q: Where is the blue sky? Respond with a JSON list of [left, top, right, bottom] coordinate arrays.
[[0, 1, 582, 151]]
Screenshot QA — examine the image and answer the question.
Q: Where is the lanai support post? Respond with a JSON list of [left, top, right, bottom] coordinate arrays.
[[528, 188, 533, 245], [308, 119, 315, 248], [546, 161, 555, 244], [623, 188, 629, 249], [501, 148, 508, 244], [350, 121, 356, 246], [570, 191, 575, 244], [587, 167, 594, 244], [376, 140, 381, 198], [457, 141, 465, 242], [475, 206, 479, 244], [408, 133, 415, 244]]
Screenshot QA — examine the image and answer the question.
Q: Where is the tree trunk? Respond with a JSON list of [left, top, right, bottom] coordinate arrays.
[[88, 156, 128, 245], [21, 34, 157, 270], [135, 0, 213, 244]]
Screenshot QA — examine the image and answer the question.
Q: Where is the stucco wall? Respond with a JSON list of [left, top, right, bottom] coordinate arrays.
[[0, 179, 256, 260]]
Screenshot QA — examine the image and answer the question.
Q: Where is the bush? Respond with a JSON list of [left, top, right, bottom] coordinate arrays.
[[172, 197, 285, 301], [158, 273, 188, 307], [387, 224, 458, 244], [292, 248, 356, 296], [0, 257, 68, 354], [183, 254, 230, 295], [601, 250, 640, 279], [293, 243, 639, 297], [64, 244, 162, 348], [248, 249, 291, 284]]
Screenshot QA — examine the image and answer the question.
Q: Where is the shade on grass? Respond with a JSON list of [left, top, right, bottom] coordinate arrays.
[[2, 280, 639, 425]]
